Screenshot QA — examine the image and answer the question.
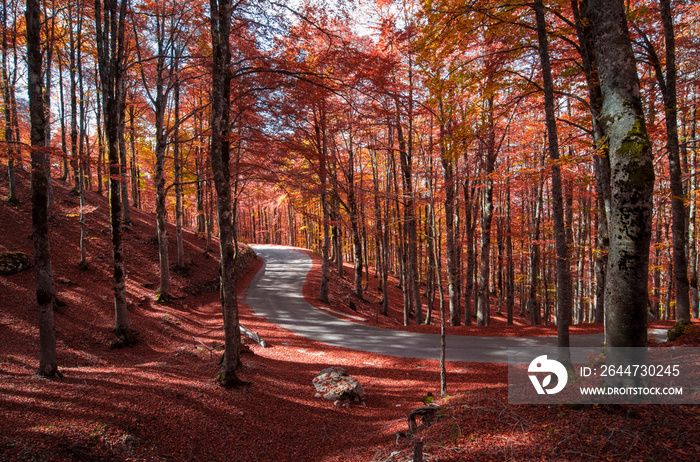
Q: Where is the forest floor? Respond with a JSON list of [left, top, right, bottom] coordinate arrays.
[[2, 169, 700, 461]]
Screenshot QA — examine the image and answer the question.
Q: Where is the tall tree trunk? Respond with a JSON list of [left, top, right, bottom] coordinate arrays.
[[534, 0, 572, 350], [118, 73, 129, 223], [429, 189, 446, 397], [42, 2, 53, 208], [572, 0, 610, 325], [370, 143, 386, 312], [424, 206, 435, 325], [95, 61, 104, 195], [528, 179, 543, 326], [28, 0, 59, 377], [382, 128, 393, 316], [653, 224, 661, 319], [77, 22, 89, 193], [477, 98, 496, 326], [330, 167, 343, 276], [505, 180, 514, 325], [154, 133, 170, 301], [210, 0, 242, 387], [660, 0, 690, 323], [316, 102, 331, 303], [57, 48, 69, 183], [174, 73, 184, 268], [463, 172, 475, 325], [396, 111, 422, 324], [129, 106, 138, 207], [95, 0, 133, 347], [69, 6, 80, 193], [1, 0, 17, 203], [588, 0, 654, 348], [689, 106, 698, 318], [440, 109, 460, 326], [345, 129, 363, 298], [196, 157, 206, 234]]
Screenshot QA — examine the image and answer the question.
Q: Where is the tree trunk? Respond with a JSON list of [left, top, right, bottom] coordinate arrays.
[[95, 63, 105, 195], [396, 111, 422, 324], [440, 112, 460, 326], [154, 133, 170, 301], [1, 0, 18, 204], [430, 194, 446, 397], [660, 0, 690, 323], [77, 23, 89, 194], [534, 0, 572, 350], [118, 77, 130, 223], [174, 72, 184, 269], [345, 129, 363, 298], [317, 103, 331, 303], [196, 157, 206, 234], [95, 0, 133, 347], [370, 143, 387, 312], [505, 180, 514, 325], [210, 0, 242, 387], [28, 0, 59, 377], [129, 106, 138, 208], [528, 179, 543, 326], [42, 2, 54, 208], [463, 174, 475, 326], [69, 6, 80, 193], [588, 0, 654, 348], [689, 106, 698, 317], [572, 0, 611, 325], [477, 98, 496, 326], [57, 48, 69, 183]]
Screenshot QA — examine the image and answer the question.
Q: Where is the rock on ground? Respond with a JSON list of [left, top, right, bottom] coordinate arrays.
[[312, 367, 365, 404]]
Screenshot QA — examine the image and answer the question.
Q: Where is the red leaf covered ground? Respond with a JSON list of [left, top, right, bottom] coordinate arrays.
[[1, 171, 699, 461]]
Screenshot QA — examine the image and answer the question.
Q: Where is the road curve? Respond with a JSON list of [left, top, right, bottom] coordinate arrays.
[[245, 245, 644, 363]]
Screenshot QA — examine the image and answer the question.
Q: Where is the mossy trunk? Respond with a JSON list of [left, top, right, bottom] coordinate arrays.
[[589, 0, 654, 348]]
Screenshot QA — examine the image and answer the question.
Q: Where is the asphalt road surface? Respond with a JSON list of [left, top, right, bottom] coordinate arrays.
[[245, 245, 665, 363]]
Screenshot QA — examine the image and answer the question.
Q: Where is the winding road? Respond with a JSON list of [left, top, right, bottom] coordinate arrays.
[[245, 245, 665, 363]]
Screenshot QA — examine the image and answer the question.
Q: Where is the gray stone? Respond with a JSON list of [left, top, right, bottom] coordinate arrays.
[[312, 366, 365, 404]]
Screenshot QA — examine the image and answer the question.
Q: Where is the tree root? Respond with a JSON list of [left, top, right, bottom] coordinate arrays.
[[111, 326, 137, 348], [215, 369, 251, 388], [155, 290, 171, 304], [37, 364, 64, 379]]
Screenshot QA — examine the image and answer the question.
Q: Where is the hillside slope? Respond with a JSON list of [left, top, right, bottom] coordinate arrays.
[[0, 170, 473, 462]]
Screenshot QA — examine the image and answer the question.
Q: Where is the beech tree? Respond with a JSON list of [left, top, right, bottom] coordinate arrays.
[[588, 0, 655, 347], [533, 0, 572, 348], [571, 0, 610, 324], [635, 0, 690, 323], [2, 0, 18, 204], [132, 1, 189, 302], [210, 0, 243, 387], [95, 0, 135, 347], [27, 0, 59, 377]]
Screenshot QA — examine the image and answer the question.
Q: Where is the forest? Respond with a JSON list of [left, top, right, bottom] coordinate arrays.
[[3, 0, 700, 460]]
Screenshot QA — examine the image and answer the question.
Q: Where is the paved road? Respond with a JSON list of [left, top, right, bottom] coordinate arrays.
[[245, 245, 665, 363]]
